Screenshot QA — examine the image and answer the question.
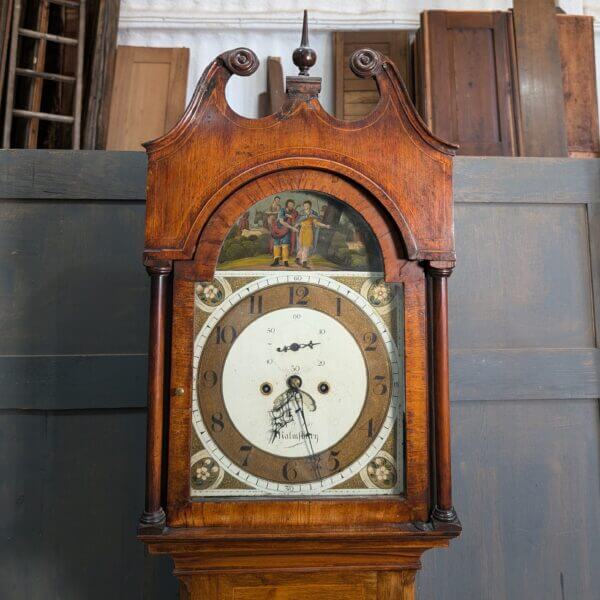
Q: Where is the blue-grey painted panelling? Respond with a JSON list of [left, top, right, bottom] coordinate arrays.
[[0, 152, 598, 600]]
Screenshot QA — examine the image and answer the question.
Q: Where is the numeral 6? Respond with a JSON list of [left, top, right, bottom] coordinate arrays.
[[282, 461, 298, 481]]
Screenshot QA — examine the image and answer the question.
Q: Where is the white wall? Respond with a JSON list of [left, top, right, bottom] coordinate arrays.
[[117, 25, 336, 118], [118, 0, 600, 118]]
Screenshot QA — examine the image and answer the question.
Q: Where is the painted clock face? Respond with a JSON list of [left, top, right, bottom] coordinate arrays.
[[192, 275, 400, 493], [190, 190, 404, 497]]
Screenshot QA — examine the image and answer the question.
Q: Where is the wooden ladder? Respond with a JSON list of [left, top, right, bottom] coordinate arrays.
[[3, 0, 86, 149]]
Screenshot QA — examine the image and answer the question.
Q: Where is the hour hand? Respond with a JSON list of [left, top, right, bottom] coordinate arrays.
[[276, 341, 321, 352]]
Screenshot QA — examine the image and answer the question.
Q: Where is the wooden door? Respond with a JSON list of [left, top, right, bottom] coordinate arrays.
[[106, 46, 189, 150], [334, 31, 413, 120], [417, 11, 517, 156]]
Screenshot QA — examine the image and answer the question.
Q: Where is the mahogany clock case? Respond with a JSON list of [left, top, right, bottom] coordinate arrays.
[[139, 35, 460, 591], [165, 170, 431, 528]]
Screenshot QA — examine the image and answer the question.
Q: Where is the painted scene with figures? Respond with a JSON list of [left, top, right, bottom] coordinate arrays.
[[217, 190, 384, 272]]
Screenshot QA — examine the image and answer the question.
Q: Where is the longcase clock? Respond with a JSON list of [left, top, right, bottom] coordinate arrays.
[[139, 13, 461, 599]]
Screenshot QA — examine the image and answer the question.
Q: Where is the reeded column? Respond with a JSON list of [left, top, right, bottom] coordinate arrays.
[[428, 261, 457, 523], [140, 261, 172, 527]]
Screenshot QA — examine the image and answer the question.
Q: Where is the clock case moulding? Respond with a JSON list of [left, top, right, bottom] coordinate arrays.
[[138, 31, 461, 594]]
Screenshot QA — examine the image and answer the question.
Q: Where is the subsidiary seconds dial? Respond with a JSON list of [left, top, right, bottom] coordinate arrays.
[[192, 274, 400, 494]]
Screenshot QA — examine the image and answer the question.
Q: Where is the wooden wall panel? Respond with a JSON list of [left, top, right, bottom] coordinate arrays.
[[106, 47, 189, 150], [450, 156, 600, 409], [0, 151, 148, 410], [0, 410, 177, 600], [418, 399, 600, 600], [416, 155, 600, 599], [267, 56, 284, 114], [0, 201, 148, 356], [334, 31, 413, 120], [258, 57, 284, 117], [558, 15, 600, 157], [0, 152, 599, 599], [451, 202, 594, 350], [418, 11, 517, 156], [0, 149, 147, 198]]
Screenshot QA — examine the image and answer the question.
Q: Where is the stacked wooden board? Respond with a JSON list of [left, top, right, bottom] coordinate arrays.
[[334, 3, 600, 157]]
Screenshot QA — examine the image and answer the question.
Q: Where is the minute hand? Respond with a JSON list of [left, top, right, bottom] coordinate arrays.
[[292, 390, 321, 479]]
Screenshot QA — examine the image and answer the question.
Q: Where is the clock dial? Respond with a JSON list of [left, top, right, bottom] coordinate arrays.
[[192, 274, 400, 494], [223, 307, 367, 458]]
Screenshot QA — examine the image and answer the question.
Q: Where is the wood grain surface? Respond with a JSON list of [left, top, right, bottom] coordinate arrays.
[[418, 11, 517, 156], [334, 30, 414, 120], [107, 46, 189, 150], [178, 571, 416, 600], [512, 0, 569, 157], [143, 48, 456, 263], [558, 15, 600, 157]]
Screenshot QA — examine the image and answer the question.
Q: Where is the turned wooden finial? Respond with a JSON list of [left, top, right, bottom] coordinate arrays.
[[292, 10, 317, 76]]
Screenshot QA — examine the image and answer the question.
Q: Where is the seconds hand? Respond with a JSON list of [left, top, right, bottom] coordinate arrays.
[[288, 376, 321, 480]]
